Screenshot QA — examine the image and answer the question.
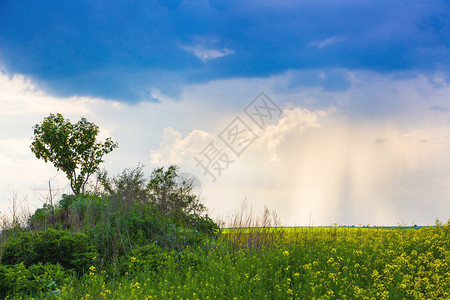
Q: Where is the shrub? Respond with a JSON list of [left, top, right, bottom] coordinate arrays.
[[0, 262, 73, 298], [1, 228, 97, 273], [97, 164, 148, 207], [147, 166, 206, 218], [16, 165, 220, 269], [117, 243, 167, 276], [28, 204, 53, 231], [181, 214, 220, 237]]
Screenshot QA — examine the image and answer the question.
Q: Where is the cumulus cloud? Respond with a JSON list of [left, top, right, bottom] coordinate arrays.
[[150, 127, 213, 164], [149, 106, 328, 166], [250, 107, 328, 161]]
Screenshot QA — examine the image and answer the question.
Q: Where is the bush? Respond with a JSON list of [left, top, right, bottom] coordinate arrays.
[[1, 228, 97, 273], [147, 166, 206, 218], [28, 204, 53, 230], [10, 165, 220, 274], [117, 243, 167, 276], [182, 214, 220, 237], [0, 262, 73, 298], [86, 206, 209, 261]]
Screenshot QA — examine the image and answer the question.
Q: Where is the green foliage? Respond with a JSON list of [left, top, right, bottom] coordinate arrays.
[[147, 166, 205, 218], [179, 214, 219, 238], [0, 263, 73, 298], [97, 164, 148, 206], [85, 204, 211, 261], [28, 205, 52, 230], [117, 243, 167, 277], [30, 113, 118, 194], [34, 224, 450, 299], [24, 165, 218, 265], [1, 228, 97, 273], [82, 165, 218, 261], [1, 160, 223, 297], [28, 194, 109, 231], [97, 165, 207, 218]]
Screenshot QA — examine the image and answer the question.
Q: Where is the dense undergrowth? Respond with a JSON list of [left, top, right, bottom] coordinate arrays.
[[0, 166, 449, 299], [0, 165, 219, 298]]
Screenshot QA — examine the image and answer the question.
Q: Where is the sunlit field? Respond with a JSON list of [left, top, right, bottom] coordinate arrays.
[[2, 221, 448, 299]]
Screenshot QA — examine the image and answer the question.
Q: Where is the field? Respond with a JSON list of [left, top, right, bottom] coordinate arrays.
[[0, 167, 449, 299], [2, 223, 449, 299]]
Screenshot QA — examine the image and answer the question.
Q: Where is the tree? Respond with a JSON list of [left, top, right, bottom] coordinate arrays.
[[30, 113, 118, 195], [147, 166, 205, 217]]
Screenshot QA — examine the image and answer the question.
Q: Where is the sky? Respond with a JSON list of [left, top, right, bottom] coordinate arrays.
[[1, 0, 450, 226]]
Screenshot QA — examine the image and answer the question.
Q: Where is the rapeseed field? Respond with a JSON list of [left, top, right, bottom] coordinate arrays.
[[38, 222, 450, 299]]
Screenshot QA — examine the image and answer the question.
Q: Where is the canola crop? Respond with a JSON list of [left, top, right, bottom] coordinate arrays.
[[18, 222, 450, 299]]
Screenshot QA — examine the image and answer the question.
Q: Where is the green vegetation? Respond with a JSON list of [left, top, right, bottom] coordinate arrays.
[[0, 164, 219, 299], [1, 210, 449, 299], [0, 114, 448, 298], [30, 113, 118, 195]]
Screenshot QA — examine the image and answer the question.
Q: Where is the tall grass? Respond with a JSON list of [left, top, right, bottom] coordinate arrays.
[[223, 201, 284, 251]]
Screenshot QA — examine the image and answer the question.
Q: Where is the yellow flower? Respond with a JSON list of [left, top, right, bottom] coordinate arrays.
[[131, 256, 137, 262], [287, 289, 293, 295], [294, 273, 300, 277], [283, 250, 290, 257], [88, 265, 96, 276]]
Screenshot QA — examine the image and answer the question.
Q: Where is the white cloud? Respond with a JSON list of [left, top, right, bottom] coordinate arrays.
[[149, 107, 328, 165], [182, 45, 234, 62], [310, 36, 345, 49], [251, 107, 329, 161], [150, 127, 213, 165], [179, 36, 234, 62]]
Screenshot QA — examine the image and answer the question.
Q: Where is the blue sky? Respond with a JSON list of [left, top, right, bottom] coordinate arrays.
[[1, 0, 449, 101], [1, 1, 450, 225]]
